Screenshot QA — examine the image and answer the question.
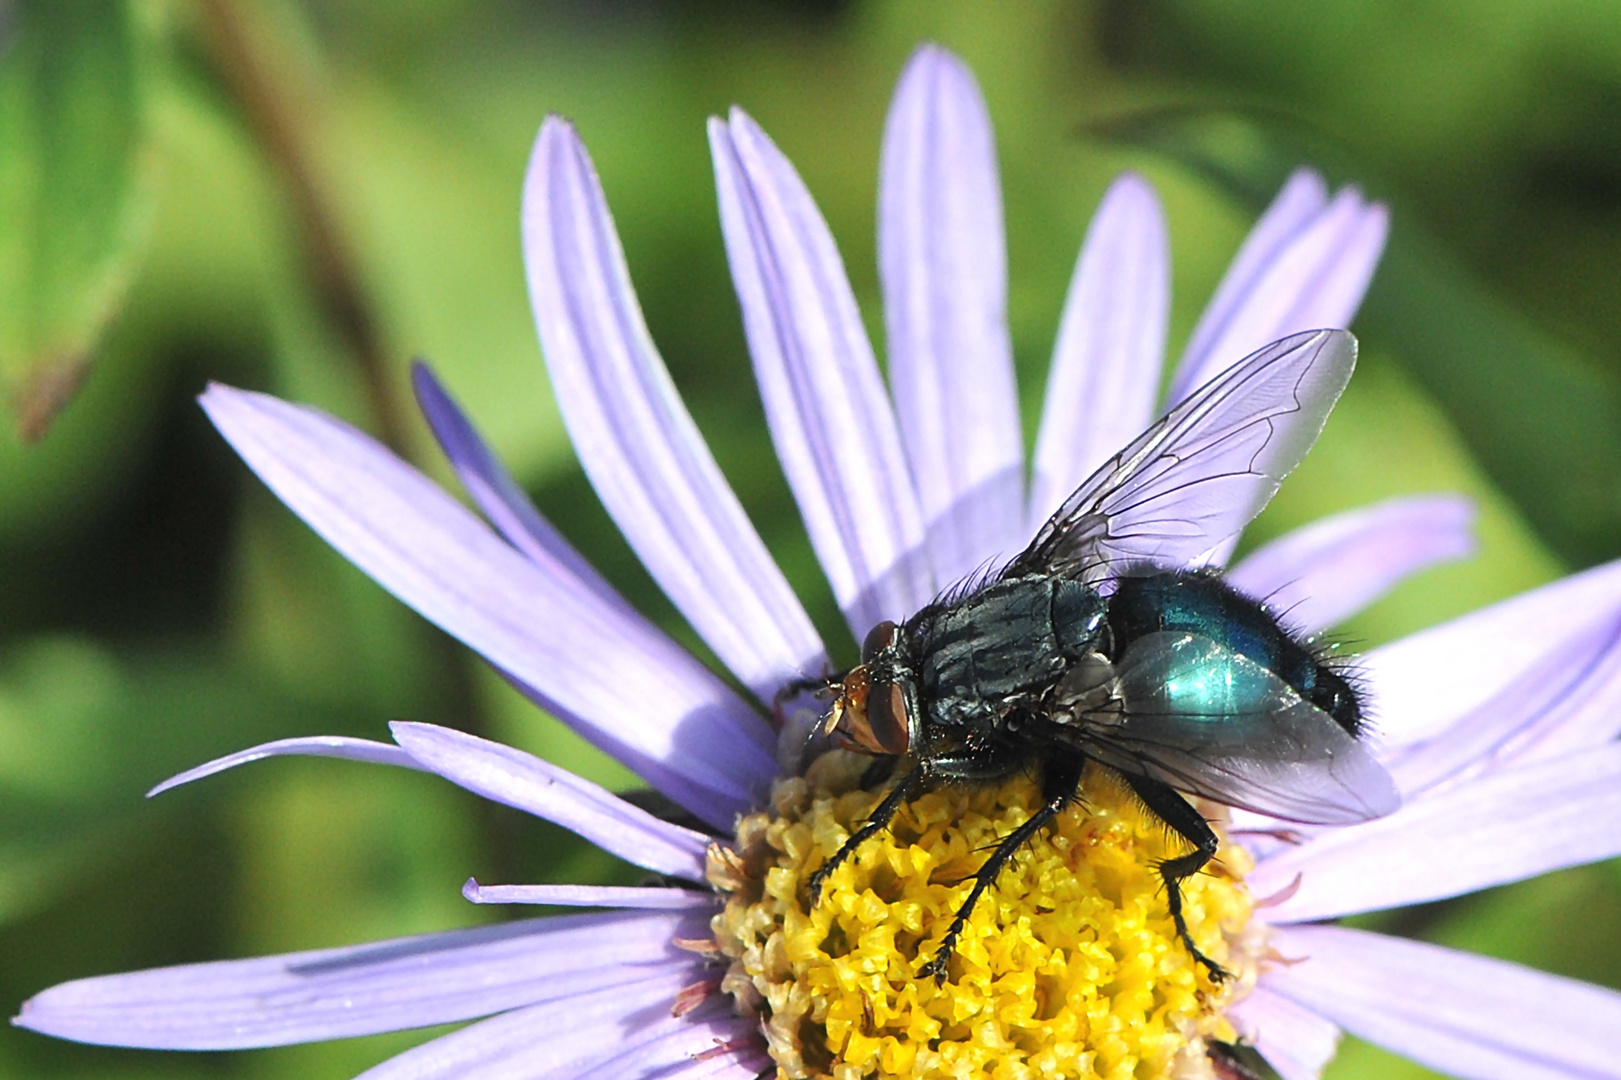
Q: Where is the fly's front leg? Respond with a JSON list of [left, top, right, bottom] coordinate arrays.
[[1122, 772, 1229, 982], [920, 752, 1086, 985], [772, 671, 836, 729], [806, 765, 925, 902]]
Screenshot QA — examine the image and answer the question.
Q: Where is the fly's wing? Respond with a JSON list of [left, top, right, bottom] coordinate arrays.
[[1083, 631, 1400, 824], [1007, 329, 1355, 584]]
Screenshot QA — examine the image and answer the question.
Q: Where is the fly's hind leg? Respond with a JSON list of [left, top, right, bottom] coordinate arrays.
[[806, 765, 925, 902], [1122, 772, 1230, 982], [920, 753, 1086, 986]]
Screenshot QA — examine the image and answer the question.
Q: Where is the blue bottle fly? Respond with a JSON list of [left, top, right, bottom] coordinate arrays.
[[802, 329, 1400, 984]]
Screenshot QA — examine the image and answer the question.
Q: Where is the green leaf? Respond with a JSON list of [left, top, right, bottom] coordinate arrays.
[[0, 0, 160, 441], [1098, 107, 1621, 567], [0, 636, 368, 925]]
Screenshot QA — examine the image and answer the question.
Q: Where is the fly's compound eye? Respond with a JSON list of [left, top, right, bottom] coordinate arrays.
[[825, 665, 912, 756], [859, 678, 911, 756], [861, 620, 900, 662]]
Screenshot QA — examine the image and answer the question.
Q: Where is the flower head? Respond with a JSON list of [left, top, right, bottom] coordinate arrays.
[[17, 43, 1621, 1080], [711, 762, 1262, 1080]]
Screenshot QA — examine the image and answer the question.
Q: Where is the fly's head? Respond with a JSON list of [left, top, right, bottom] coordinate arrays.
[[822, 620, 919, 757]]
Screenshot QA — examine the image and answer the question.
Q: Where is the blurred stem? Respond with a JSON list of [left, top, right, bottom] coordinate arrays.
[[196, 0, 407, 454], [196, 1, 519, 883]]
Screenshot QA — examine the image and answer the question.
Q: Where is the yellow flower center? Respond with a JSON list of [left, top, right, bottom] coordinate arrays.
[[707, 751, 1261, 1080]]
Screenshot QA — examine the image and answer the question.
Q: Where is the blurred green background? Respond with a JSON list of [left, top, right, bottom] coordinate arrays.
[[2, 1, 1619, 1077]]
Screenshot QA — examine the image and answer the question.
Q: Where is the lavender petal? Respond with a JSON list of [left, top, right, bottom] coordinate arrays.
[[1266, 924, 1621, 1080], [1178, 169, 1328, 384], [1225, 494, 1476, 635], [354, 971, 705, 1080], [147, 736, 426, 797], [1030, 172, 1168, 529], [1227, 985, 1341, 1080], [1383, 607, 1621, 796], [1493, 607, 1621, 764], [411, 362, 632, 616], [200, 385, 775, 827], [710, 109, 932, 635], [14, 910, 707, 1050], [391, 722, 709, 880], [878, 44, 1024, 583], [1365, 555, 1621, 751], [1251, 742, 1621, 923], [1169, 176, 1387, 406], [663, 1053, 776, 1080], [576, 997, 764, 1080], [462, 880, 717, 910], [523, 118, 827, 704]]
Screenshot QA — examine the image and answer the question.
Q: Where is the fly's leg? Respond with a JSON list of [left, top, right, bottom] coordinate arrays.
[[919, 754, 1085, 986], [776, 672, 835, 700], [1122, 772, 1229, 982], [772, 672, 835, 728], [859, 755, 898, 790], [1206, 1040, 1266, 1080], [806, 766, 925, 902]]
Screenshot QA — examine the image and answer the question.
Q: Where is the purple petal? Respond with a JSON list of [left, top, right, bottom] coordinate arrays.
[[665, 1056, 777, 1080], [878, 45, 1024, 583], [1364, 555, 1621, 751], [1266, 924, 1621, 1080], [411, 362, 632, 617], [354, 973, 704, 1080], [1252, 742, 1621, 922], [1382, 607, 1621, 795], [391, 723, 709, 880], [575, 997, 764, 1080], [1029, 172, 1169, 529], [14, 910, 706, 1050], [710, 108, 932, 634], [523, 119, 826, 703], [666, 1054, 777, 1080], [1225, 494, 1476, 635], [1180, 169, 1328, 380], [1496, 608, 1621, 764], [200, 385, 775, 828], [147, 736, 426, 797], [1227, 986, 1341, 1080], [462, 880, 717, 910], [1169, 175, 1387, 406]]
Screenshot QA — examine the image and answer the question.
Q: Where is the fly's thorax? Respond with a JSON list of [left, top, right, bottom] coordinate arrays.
[[911, 575, 1108, 733]]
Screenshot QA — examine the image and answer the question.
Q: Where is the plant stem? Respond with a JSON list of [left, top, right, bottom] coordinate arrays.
[[197, 0, 408, 454]]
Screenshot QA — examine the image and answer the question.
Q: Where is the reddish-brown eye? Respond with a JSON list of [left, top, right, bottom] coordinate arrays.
[[862, 680, 911, 755], [861, 620, 899, 662], [827, 665, 910, 756]]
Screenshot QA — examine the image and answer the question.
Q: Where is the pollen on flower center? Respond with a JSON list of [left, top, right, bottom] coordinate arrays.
[[707, 751, 1261, 1080]]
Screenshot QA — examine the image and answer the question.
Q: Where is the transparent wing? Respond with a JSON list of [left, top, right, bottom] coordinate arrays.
[[1006, 329, 1355, 583], [1082, 631, 1399, 824]]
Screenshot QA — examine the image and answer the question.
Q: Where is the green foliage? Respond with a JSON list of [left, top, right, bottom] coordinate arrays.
[[0, 0, 159, 440]]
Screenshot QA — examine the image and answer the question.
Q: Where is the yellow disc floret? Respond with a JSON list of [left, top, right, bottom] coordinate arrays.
[[708, 751, 1260, 1080]]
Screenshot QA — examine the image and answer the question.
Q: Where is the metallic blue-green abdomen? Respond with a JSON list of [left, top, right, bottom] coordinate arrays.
[[1154, 644, 1279, 721], [1106, 572, 1362, 735]]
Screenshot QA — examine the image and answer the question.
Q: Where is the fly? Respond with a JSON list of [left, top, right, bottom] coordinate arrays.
[[803, 328, 1401, 984]]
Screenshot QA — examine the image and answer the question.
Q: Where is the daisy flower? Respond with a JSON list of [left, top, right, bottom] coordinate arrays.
[[17, 44, 1621, 1080]]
